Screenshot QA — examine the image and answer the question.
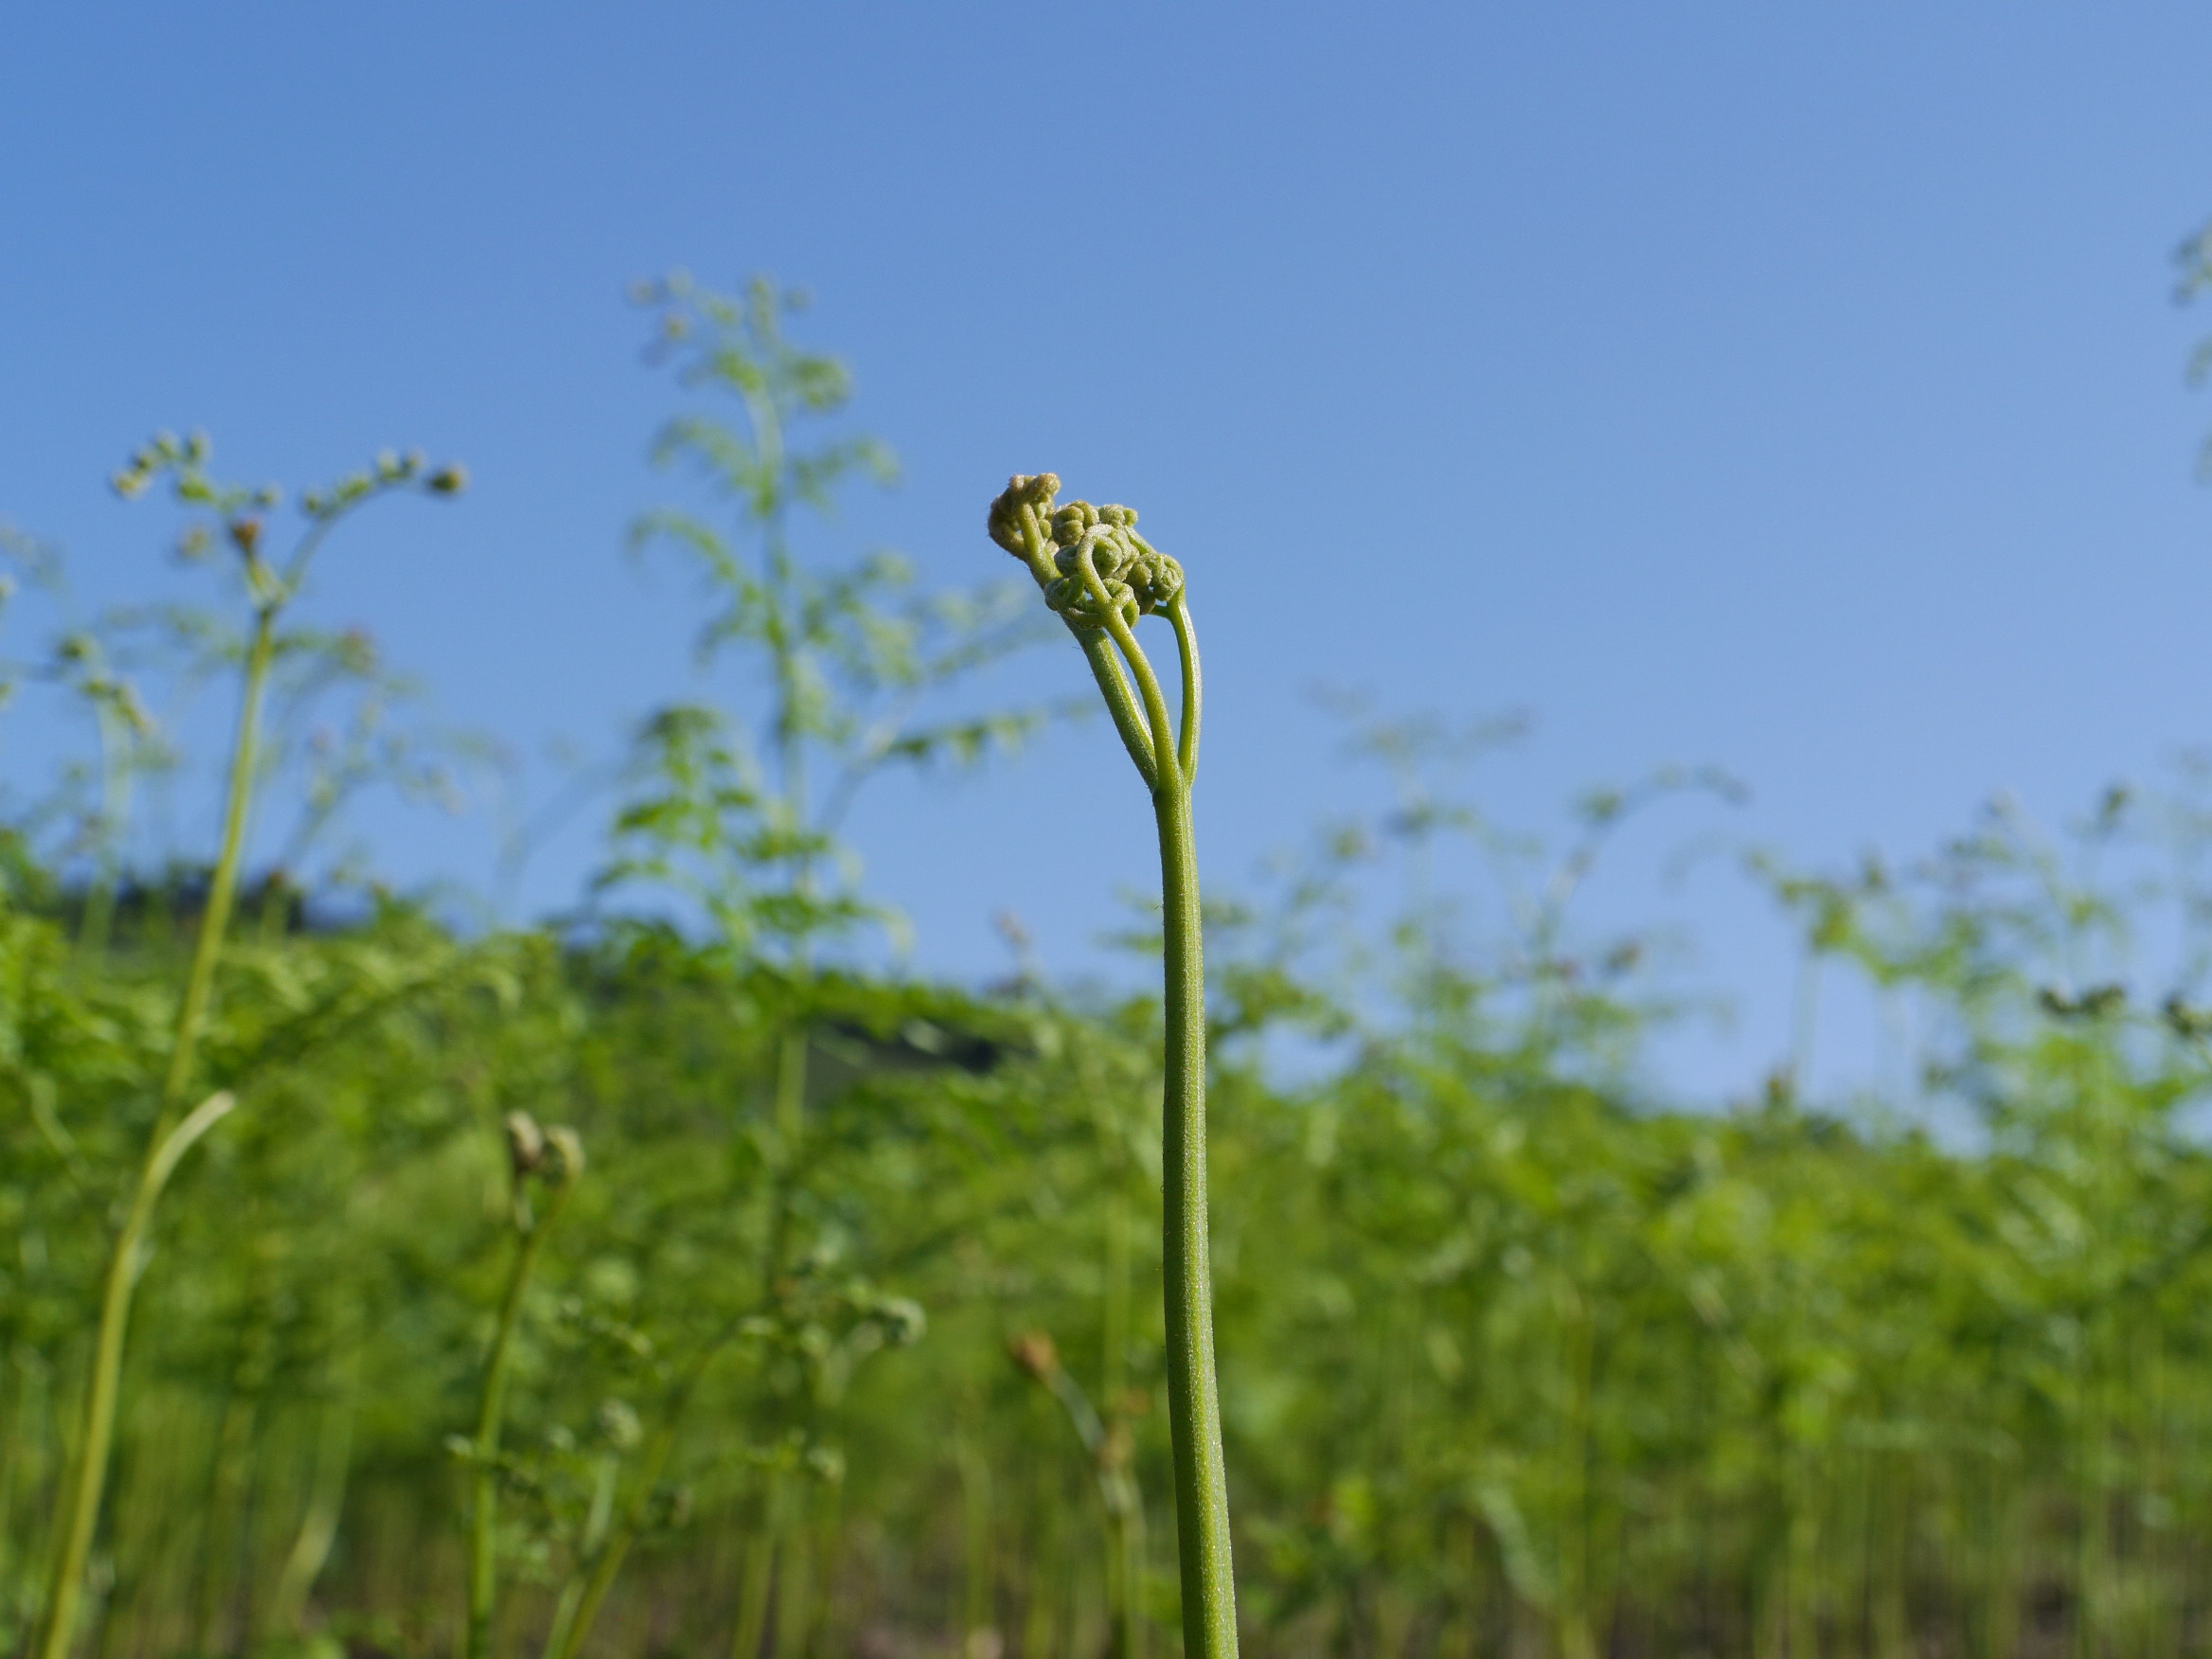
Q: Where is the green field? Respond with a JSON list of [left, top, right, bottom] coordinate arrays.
[[11, 279, 2212, 1659]]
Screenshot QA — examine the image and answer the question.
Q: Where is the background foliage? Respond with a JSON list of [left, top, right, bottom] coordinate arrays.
[[9, 282, 2212, 1659]]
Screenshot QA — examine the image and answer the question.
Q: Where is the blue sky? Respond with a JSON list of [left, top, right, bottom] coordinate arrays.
[[6, 5, 2212, 1102]]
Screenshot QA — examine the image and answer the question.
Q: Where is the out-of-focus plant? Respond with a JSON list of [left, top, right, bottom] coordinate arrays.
[[1008, 1328, 1148, 1659], [607, 274, 1050, 970], [44, 629, 167, 960], [31, 433, 464, 1659], [2178, 214, 2212, 482], [0, 521, 62, 723], [461, 1111, 584, 1659], [607, 274, 1046, 1329], [542, 275, 1048, 1653]]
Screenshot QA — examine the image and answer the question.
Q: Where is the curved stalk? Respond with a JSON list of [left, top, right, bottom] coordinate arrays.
[[36, 448, 460, 1659], [1017, 1339, 1148, 1659], [33, 601, 272, 1659], [32, 1091, 236, 1659], [1167, 599, 1200, 784], [541, 1436, 665, 1659], [267, 1356, 358, 1638], [538, 1453, 619, 1659], [1079, 630, 1159, 789]]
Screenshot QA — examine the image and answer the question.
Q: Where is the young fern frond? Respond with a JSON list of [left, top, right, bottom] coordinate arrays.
[[466, 1113, 586, 1659], [987, 473, 1238, 1659]]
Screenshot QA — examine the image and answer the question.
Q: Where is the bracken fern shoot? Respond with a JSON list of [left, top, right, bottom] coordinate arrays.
[[987, 473, 1238, 1659]]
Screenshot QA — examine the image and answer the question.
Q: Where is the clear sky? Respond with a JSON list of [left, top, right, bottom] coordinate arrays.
[[6, 5, 2212, 1103]]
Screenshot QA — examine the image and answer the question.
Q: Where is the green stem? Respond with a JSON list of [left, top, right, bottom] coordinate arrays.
[[544, 1300, 766, 1659], [468, 1168, 578, 1659], [1079, 631, 1159, 790], [1003, 483, 1233, 1656], [32, 1091, 236, 1659], [1036, 1361, 1144, 1659], [761, 1021, 809, 1297], [76, 701, 131, 964], [268, 1358, 357, 1638], [1103, 1186, 1144, 1659], [1152, 779, 1237, 1659], [1167, 600, 1200, 783], [730, 1470, 788, 1659], [160, 606, 276, 1127], [540, 1454, 619, 1659], [34, 608, 273, 1659], [543, 1438, 666, 1659]]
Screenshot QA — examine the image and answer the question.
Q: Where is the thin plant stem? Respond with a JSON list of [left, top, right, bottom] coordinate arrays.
[[957, 1431, 994, 1656], [1017, 1337, 1146, 1659], [268, 1356, 358, 1637], [542, 1311, 762, 1659], [730, 1468, 788, 1659], [75, 700, 134, 964], [1079, 631, 1158, 790], [159, 607, 275, 1127], [30, 599, 274, 1659], [468, 1226, 548, 1659], [542, 1438, 669, 1659], [468, 1130, 582, 1659], [539, 1453, 619, 1659], [1151, 776, 1236, 1659], [31, 1091, 236, 1659]]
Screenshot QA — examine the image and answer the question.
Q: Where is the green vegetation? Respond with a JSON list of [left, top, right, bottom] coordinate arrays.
[[9, 276, 2212, 1659]]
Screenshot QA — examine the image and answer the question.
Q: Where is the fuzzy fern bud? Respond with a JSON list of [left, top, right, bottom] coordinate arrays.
[[1008, 1329, 1061, 1380], [543, 1125, 585, 1184], [987, 472, 1060, 557], [504, 1111, 546, 1179]]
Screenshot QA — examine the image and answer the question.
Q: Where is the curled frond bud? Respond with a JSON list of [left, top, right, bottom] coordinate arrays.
[[987, 472, 1059, 555], [1041, 517, 1184, 628], [1133, 550, 1184, 610], [544, 1125, 586, 1183], [504, 1111, 545, 1178], [878, 1295, 926, 1346], [597, 1399, 643, 1452], [1050, 502, 1100, 547], [1008, 1329, 1060, 1380], [1044, 567, 1138, 632], [425, 463, 469, 496]]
